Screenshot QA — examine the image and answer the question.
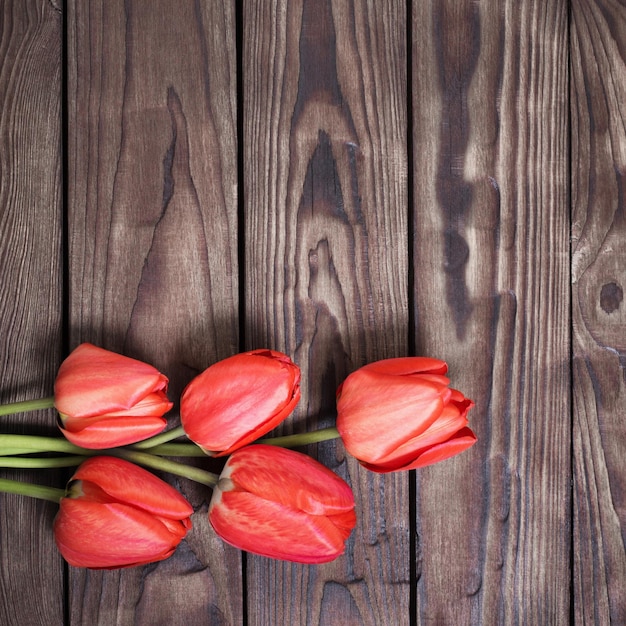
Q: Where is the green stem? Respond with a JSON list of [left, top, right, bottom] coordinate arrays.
[[131, 425, 187, 449], [105, 448, 218, 487], [0, 477, 65, 503], [0, 448, 47, 456], [0, 456, 85, 469], [143, 443, 207, 457], [0, 434, 215, 485], [258, 426, 341, 448], [0, 434, 91, 456], [0, 397, 56, 417]]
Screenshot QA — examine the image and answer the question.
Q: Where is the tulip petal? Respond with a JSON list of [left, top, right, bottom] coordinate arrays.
[[366, 403, 469, 469], [209, 491, 353, 564], [54, 343, 170, 419], [336, 357, 476, 472], [360, 357, 448, 376], [362, 427, 477, 472], [61, 394, 172, 427], [54, 499, 187, 569], [337, 370, 451, 463], [59, 415, 168, 449], [208, 445, 356, 564], [71, 456, 193, 519], [327, 509, 360, 538], [222, 445, 355, 515], [215, 391, 300, 456], [93, 391, 172, 418], [180, 350, 300, 454]]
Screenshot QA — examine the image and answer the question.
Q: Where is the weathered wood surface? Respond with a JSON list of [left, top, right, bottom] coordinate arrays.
[[571, 0, 626, 624], [0, 2, 64, 625], [243, 1, 409, 624], [412, 1, 571, 623], [65, 0, 241, 624], [0, 0, 625, 624]]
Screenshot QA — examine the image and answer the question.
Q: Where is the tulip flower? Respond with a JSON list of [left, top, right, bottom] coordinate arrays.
[[54, 343, 172, 449], [53, 456, 193, 569], [180, 350, 301, 456], [336, 357, 476, 472], [208, 444, 356, 563]]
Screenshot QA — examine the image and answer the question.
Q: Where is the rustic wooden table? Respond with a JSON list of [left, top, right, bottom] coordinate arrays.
[[1, 1, 625, 624]]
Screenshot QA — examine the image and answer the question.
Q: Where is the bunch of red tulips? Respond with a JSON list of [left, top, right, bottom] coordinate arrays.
[[0, 343, 476, 569]]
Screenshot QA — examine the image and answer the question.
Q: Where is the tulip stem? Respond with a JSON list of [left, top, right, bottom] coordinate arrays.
[[0, 456, 85, 469], [131, 425, 187, 449], [142, 443, 208, 457], [258, 426, 341, 448], [0, 434, 92, 456], [0, 448, 48, 456], [106, 449, 218, 487], [0, 477, 65, 503], [0, 397, 56, 416]]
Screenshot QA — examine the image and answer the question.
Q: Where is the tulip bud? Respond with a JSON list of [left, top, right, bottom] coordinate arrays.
[[180, 350, 301, 456], [54, 343, 172, 449], [336, 357, 476, 472], [53, 456, 193, 569], [208, 445, 356, 563]]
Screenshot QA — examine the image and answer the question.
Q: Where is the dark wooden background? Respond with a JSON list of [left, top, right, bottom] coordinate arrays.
[[0, 1, 624, 624]]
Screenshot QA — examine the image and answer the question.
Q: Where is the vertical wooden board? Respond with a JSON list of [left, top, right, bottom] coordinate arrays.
[[243, 0, 409, 623], [66, 1, 240, 624], [412, 1, 570, 623], [571, 1, 626, 623], [0, 1, 64, 624]]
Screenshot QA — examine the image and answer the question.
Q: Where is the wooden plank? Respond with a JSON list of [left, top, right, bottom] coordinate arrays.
[[412, 1, 570, 622], [0, 1, 64, 624], [570, 1, 626, 623], [66, 1, 241, 624], [243, 0, 409, 623]]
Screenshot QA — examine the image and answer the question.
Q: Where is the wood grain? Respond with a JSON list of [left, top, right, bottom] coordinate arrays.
[[3, 0, 626, 622], [571, 1, 626, 623], [66, 1, 240, 624], [412, 1, 571, 623], [243, 0, 409, 623], [0, 1, 64, 625]]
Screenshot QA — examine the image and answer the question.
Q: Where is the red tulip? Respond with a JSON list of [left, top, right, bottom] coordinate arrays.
[[180, 350, 301, 456], [53, 456, 193, 569], [209, 444, 356, 563], [54, 343, 172, 449], [336, 357, 476, 472]]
